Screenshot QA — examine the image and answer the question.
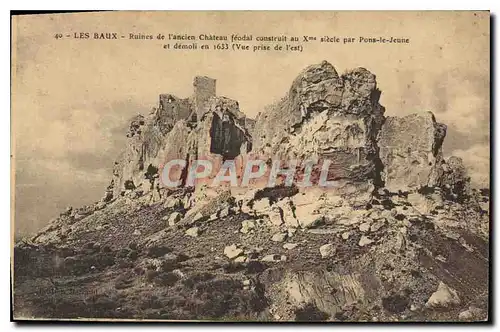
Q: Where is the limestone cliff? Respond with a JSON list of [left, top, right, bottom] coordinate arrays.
[[108, 77, 252, 200], [378, 112, 447, 192], [253, 61, 469, 201], [106, 62, 474, 207]]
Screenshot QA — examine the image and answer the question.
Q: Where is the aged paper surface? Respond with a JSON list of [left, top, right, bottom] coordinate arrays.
[[12, 11, 490, 322]]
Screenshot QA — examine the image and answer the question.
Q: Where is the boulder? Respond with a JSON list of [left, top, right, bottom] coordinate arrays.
[[319, 244, 335, 258], [438, 156, 471, 201], [294, 202, 323, 228], [358, 235, 373, 247], [370, 219, 385, 232], [359, 222, 371, 232], [165, 212, 182, 227], [185, 227, 200, 237], [163, 253, 181, 266], [165, 198, 183, 209], [234, 255, 247, 263], [458, 306, 485, 321], [395, 231, 407, 251], [94, 201, 106, 211], [261, 254, 286, 262], [240, 220, 256, 234], [291, 190, 346, 227], [73, 213, 86, 221], [218, 206, 230, 218], [283, 243, 298, 250], [192, 212, 204, 223], [224, 244, 243, 259], [425, 282, 461, 309], [271, 232, 288, 243], [252, 198, 271, 214], [61, 206, 73, 217], [407, 192, 442, 215], [378, 112, 446, 192]]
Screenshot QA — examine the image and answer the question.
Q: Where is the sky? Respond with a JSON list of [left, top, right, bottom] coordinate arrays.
[[12, 11, 490, 237]]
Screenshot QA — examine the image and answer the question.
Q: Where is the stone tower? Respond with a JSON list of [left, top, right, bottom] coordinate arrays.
[[193, 76, 216, 119]]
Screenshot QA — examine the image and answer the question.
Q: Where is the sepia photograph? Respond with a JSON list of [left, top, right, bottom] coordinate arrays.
[[11, 10, 490, 322]]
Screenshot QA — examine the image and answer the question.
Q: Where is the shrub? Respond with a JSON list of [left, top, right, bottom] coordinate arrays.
[[246, 261, 267, 274], [183, 272, 215, 289], [155, 272, 180, 287], [145, 270, 158, 282], [133, 266, 145, 275], [222, 261, 245, 273], [294, 303, 330, 321], [190, 278, 268, 319], [127, 250, 139, 261], [146, 245, 172, 258], [114, 274, 134, 290], [117, 249, 129, 258], [382, 294, 409, 314]]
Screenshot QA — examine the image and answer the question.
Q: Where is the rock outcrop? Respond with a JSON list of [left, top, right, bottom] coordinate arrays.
[[108, 61, 472, 207], [252, 61, 385, 205], [108, 76, 252, 200], [438, 156, 471, 201], [378, 112, 447, 192]]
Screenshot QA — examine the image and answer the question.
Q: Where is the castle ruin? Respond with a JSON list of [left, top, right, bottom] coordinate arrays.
[[193, 76, 216, 119]]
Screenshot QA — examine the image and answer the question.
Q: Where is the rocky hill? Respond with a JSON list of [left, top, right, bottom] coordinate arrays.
[[13, 61, 490, 322]]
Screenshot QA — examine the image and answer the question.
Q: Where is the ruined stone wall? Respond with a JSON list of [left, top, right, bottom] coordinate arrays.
[[193, 76, 216, 119], [156, 94, 192, 134]]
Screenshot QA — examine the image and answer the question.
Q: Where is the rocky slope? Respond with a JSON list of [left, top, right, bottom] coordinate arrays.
[[13, 61, 490, 322]]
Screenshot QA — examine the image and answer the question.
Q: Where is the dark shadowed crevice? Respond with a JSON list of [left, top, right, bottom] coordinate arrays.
[[209, 112, 249, 160], [179, 153, 190, 187]]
